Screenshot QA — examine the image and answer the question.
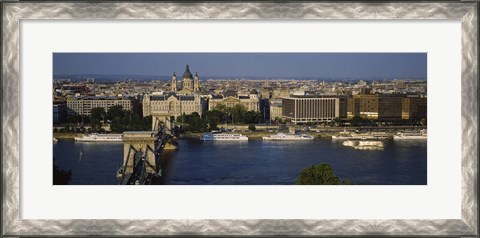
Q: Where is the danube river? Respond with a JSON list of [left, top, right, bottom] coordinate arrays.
[[53, 138, 427, 185]]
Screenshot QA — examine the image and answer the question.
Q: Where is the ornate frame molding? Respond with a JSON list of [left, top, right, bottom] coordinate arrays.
[[2, 2, 477, 236]]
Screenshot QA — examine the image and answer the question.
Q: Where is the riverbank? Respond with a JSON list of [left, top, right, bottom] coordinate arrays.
[[179, 131, 369, 140], [53, 132, 122, 141], [53, 132, 79, 140], [55, 129, 402, 141]]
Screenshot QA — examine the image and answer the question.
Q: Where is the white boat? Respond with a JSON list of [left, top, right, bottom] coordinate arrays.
[[262, 133, 314, 141], [394, 130, 427, 140], [342, 140, 384, 150], [200, 132, 248, 141], [332, 131, 389, 140], [53, 137, 58, 142], [74, 133, 123, 142]]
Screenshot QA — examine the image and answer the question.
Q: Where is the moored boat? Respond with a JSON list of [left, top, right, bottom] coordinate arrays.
[[332, 131, 389, 140], [393, 130, 427, 140], [200, 132, 248, 141], [342, 140, 384, 150], [262, 133, 314, 141], [74, 133, 123, 142]]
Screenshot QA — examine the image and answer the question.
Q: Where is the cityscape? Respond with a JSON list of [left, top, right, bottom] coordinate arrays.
[[53, 53, 427, 185]]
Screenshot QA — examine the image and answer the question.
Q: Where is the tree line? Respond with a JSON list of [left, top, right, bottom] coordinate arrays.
[[61, 105, 151, 133], [90, 105, 152, 132], [176, 104, 262, 133]]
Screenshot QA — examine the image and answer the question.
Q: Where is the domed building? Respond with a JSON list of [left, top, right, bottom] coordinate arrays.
[[142, 65, 206, 130], [172, 64, 201, 94]]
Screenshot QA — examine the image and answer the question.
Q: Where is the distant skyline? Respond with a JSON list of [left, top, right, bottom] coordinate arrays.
[[53, 53, 427, 79]]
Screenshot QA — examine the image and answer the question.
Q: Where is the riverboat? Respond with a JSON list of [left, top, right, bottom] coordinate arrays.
[[332, 131, 389, 140], [342, 140, 384, 150], [200, 132, 248, 141], [393, 130, 427, 140], [74, 133, 123, 142], [262, 133, 314, 141]]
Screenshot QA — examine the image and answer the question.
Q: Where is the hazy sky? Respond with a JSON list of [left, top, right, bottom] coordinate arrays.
[[53, 53, 427, 79]]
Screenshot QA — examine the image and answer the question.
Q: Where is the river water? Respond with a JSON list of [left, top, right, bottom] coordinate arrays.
[[53, 139, 427, 185]]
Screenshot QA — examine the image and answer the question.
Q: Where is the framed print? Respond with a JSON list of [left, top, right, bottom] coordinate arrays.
[[1, 1, 478, 237]]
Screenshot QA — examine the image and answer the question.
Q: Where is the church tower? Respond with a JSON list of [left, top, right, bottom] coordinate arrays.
[[182, 64, 193, 91], [171, 72, 177, 92], [194, 72, 200, 91]]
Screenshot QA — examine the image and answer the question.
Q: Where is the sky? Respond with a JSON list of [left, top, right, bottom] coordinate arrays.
[[53, 53, 427, 79]]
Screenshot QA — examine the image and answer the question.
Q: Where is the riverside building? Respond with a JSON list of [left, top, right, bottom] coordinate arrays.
[[282, 96, 339, 124], [142, 93, 204, 118], [66, 96, 133, 116], [347, 91, 427, 121], [401, 95, 427, 120], [208, 89, 260, 112], [142, 92, 205, 130], [269, 99, 283, 121], [141, 64, 207, 129]]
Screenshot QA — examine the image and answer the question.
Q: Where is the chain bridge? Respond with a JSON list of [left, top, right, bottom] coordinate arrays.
[[117, 117, 176, 185]]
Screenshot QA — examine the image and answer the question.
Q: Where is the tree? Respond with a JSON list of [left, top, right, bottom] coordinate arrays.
[[420, 118, 427, 126], [186, 112, 207, 132], [248, 124, 256, 131], [296, 163, 352, 185], [107, 105, 124, 121], [245, 111, 262, 124], [203, 111, 220, 131], [176, 113, 187, 125], [131, 97, 143, 118], [351, 116, 373, 126], [176, 112, 209, 132], [67, 114, 80, 124], [109, 106, 152, 132], [141, 116, 153, 131], [90, 118, 103, 132], [53, 157, 72, 185], [230, 104, 246, 123], [214, 103, 228, 113], [91, 107, 106, 122]]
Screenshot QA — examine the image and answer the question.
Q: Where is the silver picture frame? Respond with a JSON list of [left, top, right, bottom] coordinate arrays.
[[1, 1, 478, 236]]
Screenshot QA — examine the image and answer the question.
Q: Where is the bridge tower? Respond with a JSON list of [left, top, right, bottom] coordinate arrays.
[[151, 113, 174, 135], [118, 116, 176, 185], [121, 131, 157, 175]]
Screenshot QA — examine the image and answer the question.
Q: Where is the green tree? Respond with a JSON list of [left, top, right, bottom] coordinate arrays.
[[420, 118, 426, 126], [53, 157, 71, 185], [186, 112, 207, 132], [141, 115, 153, 131], [203, 110, 224, 130], [176, 113, 187, 125], [107, 105, 124, 121], [296, 163, 352, 185], [177, 112, 208, 132], [67, 114, 84, 124], [214, 103, 228, 113], [109, 107, 152, 133], [90, 118, 103, 132], [351, 116, 373, 126], [110, 116, 124, 132], [245, 111, 262, 124], [91, 107, 106, 122], [230, 104, 246, 123], [248, 124, 256, 131]]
